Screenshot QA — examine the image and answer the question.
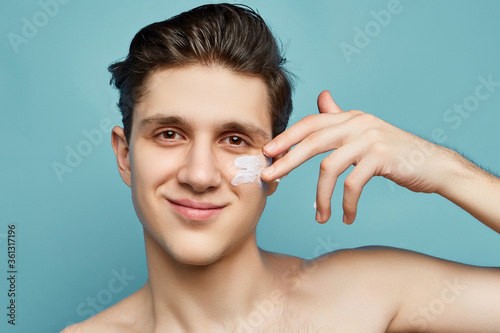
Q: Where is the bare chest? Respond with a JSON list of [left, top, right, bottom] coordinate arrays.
[[230, 297, 387, 333]]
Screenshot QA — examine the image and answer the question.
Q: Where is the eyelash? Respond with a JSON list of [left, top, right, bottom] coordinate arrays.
[[157, 130, 183, 141], [155, 130, 249, 148], [221, 135, 248, 147]]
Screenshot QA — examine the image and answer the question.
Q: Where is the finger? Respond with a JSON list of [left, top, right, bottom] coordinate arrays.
[[261, 120, 355, 182], [264, 151, 289, 183], [314, 142, 365, 223], [342, 157, 377, 224], [262, 111, 359, 159], [317, 90, 343, 114]]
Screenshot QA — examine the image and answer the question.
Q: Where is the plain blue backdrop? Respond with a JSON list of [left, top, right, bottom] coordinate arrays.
[[1, 0, 500, 332]]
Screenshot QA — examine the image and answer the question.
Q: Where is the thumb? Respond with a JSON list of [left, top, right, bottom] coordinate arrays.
[[317, 90, 343, 114]]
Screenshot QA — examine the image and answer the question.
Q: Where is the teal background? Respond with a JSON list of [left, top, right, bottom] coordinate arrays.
[[1, 0, 499, 331]]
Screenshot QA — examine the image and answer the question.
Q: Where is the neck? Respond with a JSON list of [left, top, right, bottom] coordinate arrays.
[[141, 228, 275, 332]]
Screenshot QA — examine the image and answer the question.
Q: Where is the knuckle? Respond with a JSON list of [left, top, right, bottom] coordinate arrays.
[[302, 131, 322, 150], [319, 158, 331, 173], [356, 112, 377, 125], [347, 109, 365, 117], [343, 176, 359, 192], [319, 151, 343, 174], [301, 114, 318, 127], [371, 140, 389, 156], [364, 127, 383, 141]]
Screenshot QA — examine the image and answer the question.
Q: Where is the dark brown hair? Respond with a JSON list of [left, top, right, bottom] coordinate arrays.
[[108, 3, 293, 142]]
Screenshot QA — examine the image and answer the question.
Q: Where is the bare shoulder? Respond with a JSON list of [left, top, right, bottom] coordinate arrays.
[[259, 245, 434, 288], [60, 284, 153, 333], [304, 245, 472, 294], [272, 246, 468, 331], [261, 245, 468, 296], [307, 245, 469, 278]]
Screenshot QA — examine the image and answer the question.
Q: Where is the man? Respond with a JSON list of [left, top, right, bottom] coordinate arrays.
[[63, 3, 500, 332]]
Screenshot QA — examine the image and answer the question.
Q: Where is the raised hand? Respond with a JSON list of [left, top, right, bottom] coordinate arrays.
[[261, 91, 460, 224]]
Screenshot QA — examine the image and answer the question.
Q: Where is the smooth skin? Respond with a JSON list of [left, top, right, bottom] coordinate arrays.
[[62, 67, 500, 333]]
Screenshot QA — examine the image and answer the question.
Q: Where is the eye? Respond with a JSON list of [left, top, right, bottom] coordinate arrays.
[[157, 130, 183, 141], [222, 135, 247, 147]]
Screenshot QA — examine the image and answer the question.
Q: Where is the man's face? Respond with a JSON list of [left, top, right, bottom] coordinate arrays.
[[112, 65, 277, 265]]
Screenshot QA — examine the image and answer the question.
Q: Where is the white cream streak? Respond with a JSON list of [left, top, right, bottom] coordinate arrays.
[[231, 155, 271, 186]]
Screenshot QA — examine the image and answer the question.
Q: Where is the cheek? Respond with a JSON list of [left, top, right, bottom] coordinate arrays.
[[130, 146, 180, 190]]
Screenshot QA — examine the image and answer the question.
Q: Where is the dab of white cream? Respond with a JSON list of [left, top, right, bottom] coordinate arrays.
[[231, 155, 270, 186]]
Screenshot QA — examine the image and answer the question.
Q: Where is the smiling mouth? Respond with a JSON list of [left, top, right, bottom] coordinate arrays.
[[168, 199, 225, 221]]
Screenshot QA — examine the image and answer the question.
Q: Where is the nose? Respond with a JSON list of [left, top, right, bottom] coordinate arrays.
[[177, 140, 223, 193]]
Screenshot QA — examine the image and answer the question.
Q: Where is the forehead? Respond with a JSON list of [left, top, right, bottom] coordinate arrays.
[[134, 65, 272, 135]]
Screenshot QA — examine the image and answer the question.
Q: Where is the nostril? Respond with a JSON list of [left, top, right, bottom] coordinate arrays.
[[177, 154, 223, 193]]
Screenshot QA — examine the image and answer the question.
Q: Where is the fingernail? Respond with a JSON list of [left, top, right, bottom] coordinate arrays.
[[264, 141, 277, 153], [261, 165, 274, 176], [315, 210, 322, 223], [343, 214, 349, 224]]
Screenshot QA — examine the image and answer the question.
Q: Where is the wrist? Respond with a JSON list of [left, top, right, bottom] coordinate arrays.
[[434, 148, 474, 199]]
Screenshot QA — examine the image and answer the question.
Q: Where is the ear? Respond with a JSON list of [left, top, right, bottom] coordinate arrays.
[[266, 150, 288, 196], [111, 126, 131, 187]]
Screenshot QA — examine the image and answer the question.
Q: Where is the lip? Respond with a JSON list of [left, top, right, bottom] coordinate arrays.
[[168, 199, 226, 221]]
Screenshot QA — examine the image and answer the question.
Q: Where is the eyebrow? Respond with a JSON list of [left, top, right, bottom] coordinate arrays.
[[214, 120, 271, 142], [138, 114, 271, 142], [138, 115, 191, 130]]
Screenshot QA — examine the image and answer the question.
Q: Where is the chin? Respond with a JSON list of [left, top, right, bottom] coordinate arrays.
[[169, 244, 227, 266], [144, 218, 256, 267], [169, 231, 254, 267]]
